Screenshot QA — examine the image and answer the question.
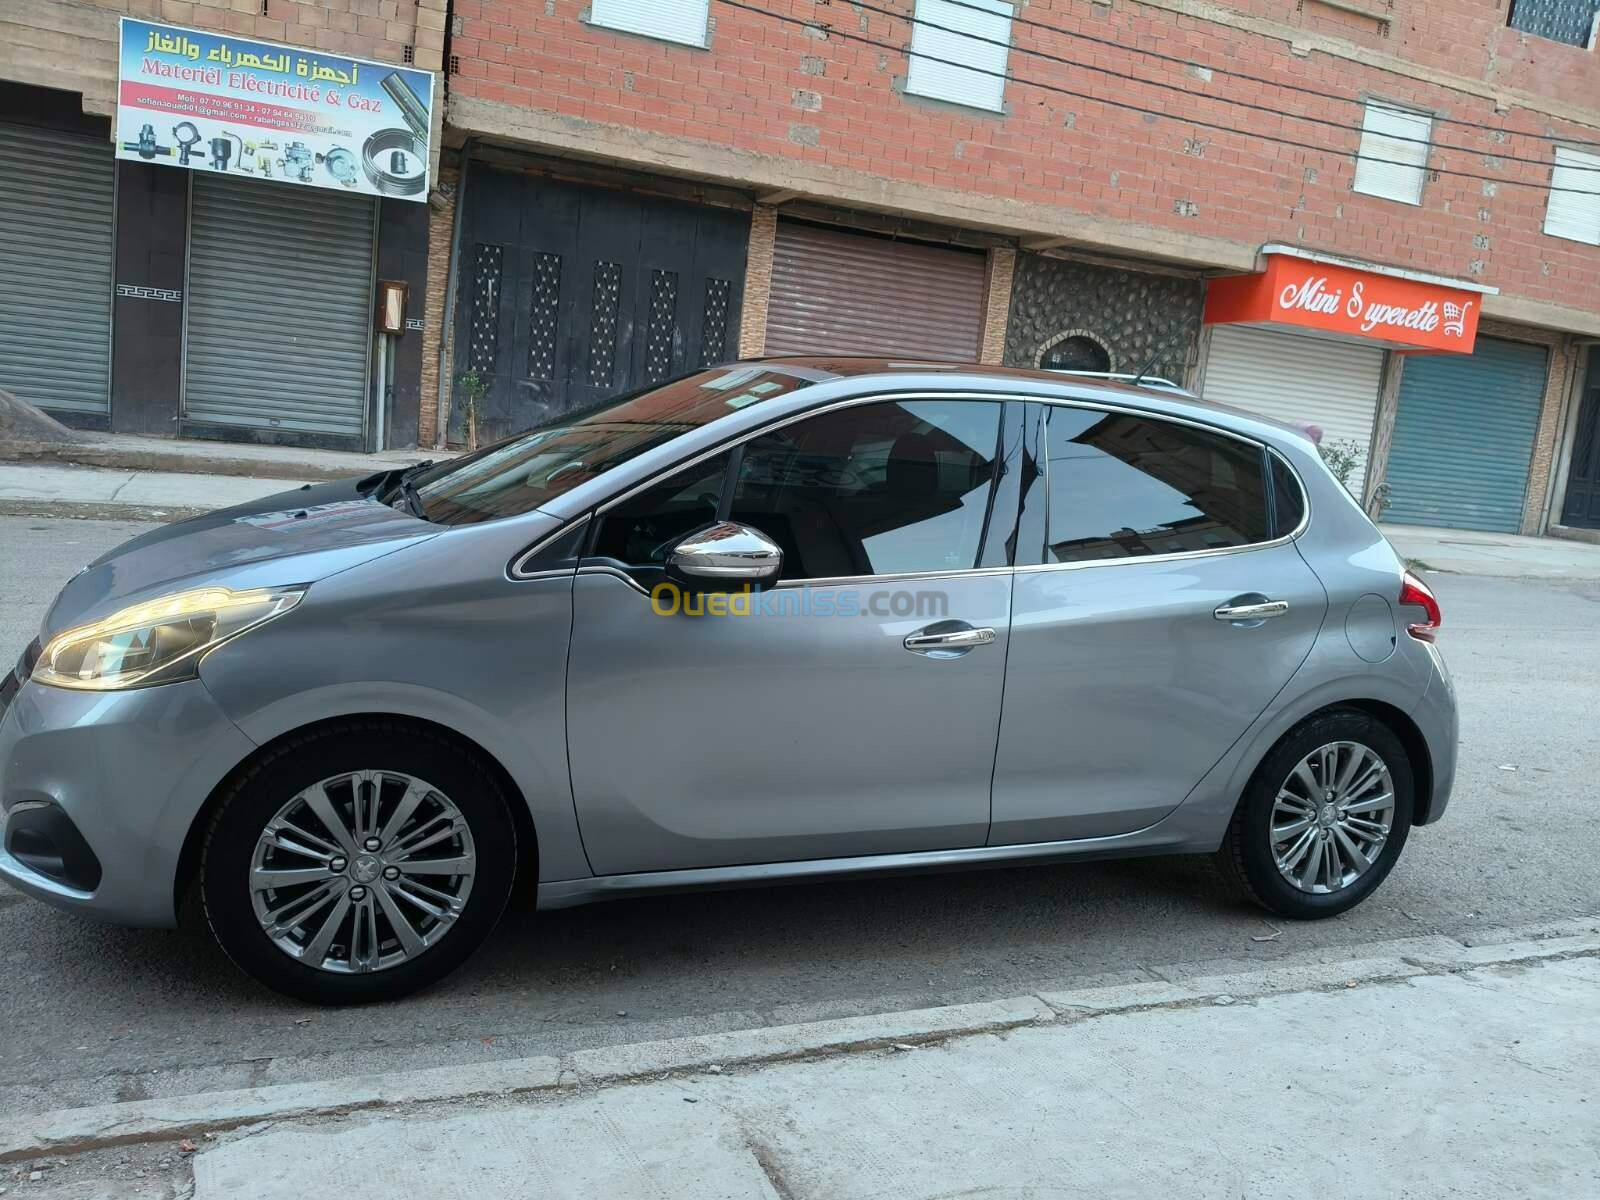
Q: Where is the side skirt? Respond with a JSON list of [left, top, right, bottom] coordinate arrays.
[[535, 826, 1196, 910]]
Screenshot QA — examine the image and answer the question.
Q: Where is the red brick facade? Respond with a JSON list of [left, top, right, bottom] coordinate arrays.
[[444, 0, 1600, 323]]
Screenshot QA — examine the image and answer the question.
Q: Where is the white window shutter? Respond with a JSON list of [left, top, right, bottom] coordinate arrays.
[[590, 0, 710, 48], [905, 0, 1014, 113], [1544, 147, 1600, 246], [1352, 102, 1432, 205]]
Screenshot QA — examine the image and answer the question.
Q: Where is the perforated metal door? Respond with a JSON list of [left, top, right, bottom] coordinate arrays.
[[184, 175, 375, 437]]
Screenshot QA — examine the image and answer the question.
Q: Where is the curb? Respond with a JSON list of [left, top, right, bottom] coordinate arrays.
[[3, 921, 1597, 1163]]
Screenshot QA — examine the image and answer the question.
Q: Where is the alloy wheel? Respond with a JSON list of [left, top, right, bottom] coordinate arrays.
[[248, 770, 477, 974], [1270, 741, 1394, 895]]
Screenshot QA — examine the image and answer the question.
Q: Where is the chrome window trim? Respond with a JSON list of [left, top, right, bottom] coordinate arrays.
[[527, 389, 1311, 586], [1022, 397, 1311, 576], [507, 515, 589, 581]]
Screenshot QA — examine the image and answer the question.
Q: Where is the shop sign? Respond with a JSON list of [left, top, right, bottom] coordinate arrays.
[[1205, 253, 1481, 353], [115, 18, 434, 202]]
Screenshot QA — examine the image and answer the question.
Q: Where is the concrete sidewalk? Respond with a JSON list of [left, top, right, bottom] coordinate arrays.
[[6, 925, 1595, 1197], [1382, 522, 1600, 580], [0, 429, 444, 482], [183, 933, 1598, 1200], [0, 463, 302, 520]]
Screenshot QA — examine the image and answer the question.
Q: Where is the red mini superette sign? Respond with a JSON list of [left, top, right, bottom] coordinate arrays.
[[1205, 254, 1482, 353]]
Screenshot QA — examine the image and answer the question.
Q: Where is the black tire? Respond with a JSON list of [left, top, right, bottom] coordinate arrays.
[[1217, 708, 1413, 919], [201, 719, 518, 1004]]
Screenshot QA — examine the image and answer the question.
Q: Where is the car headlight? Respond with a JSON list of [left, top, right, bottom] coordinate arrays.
[[32, 586, 305, 691]]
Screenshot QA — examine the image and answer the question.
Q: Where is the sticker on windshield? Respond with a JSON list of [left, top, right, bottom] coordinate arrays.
[[701, 367, 764, 392], [725, 392, 763, 409], [749, 381, 784, 395]]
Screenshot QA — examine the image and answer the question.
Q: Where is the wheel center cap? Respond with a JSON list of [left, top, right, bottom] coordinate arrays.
[[351, 854, 382, 883], [1319, 803, 1337, 826]]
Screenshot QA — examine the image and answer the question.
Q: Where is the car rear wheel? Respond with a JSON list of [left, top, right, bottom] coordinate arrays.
[[1218, 709, 1413, 919], [201, 720, 518, 1004]]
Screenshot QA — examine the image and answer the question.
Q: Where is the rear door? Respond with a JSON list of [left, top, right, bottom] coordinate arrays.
[[989, 401, 1327, 845]]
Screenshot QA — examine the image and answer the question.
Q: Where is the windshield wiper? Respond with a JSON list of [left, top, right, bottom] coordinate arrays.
[[383, 460, 434, 520]]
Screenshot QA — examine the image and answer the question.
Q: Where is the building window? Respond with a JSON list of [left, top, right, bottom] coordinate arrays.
[[1352, 102, 1433, 206], [1508, 0, 1600, 48], [905, 0, 1014, 113], [590, 0, 710, 49], [1545, 147, 1600, 246]]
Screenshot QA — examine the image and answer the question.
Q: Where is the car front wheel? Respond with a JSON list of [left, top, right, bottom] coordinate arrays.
[[201, 720, 518, 1004], [1219, 709, 1414, 919]]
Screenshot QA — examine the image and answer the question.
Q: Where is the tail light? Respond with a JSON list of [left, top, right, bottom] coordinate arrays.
[[1399, 570, 1441, 643]]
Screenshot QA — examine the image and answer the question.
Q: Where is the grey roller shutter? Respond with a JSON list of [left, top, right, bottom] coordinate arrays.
[[1201, 325, 1384, 500], [0, 122, 113, 415], [1382, 337, 1548, 533], [184, 175, 375, 438], [765, 222, 986, 361]]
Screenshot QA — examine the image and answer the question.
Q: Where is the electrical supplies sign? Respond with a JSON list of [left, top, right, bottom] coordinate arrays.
[[115, 18, 434, 202]]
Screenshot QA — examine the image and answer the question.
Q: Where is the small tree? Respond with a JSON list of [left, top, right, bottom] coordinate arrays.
[[457, 368, 488, 452], [1318, 438, 1364, 491]]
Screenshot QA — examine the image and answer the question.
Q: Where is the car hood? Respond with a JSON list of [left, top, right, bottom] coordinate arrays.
[[42, 478, 438, 637]]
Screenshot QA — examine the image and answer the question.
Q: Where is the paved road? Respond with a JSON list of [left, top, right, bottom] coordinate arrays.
[[2, 515, 1597, 1116]]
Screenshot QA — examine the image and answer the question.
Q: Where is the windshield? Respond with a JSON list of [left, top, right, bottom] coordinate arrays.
[[402, 366, 814, 526]]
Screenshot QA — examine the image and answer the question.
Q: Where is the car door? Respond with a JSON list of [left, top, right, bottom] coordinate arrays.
[[566, 396, 1022, 875], [989, 400, 1327, 845]]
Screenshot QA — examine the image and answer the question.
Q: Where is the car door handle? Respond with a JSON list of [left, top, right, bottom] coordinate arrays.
[[903, 626, 997, 652], [1213, 599, 1289, 621]]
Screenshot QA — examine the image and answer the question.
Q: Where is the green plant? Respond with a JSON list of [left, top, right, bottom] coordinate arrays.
[[457, 368, 489, 452], [1318, 438, 1365, 489]]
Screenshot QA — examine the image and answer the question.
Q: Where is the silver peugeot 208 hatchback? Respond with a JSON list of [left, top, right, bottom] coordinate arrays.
[[0, 360, 1456, 1003]]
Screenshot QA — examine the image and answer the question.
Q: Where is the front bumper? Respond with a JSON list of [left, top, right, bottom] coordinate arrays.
[[0, 674, 257, 927]]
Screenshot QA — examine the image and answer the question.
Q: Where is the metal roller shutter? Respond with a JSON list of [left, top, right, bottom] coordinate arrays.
[[184, 176, 375, 438], [1201, 325, 1385, 499], [764, 222, 986, 361], [1382, 337, 1548, 533], [0, 123, 113, 414]]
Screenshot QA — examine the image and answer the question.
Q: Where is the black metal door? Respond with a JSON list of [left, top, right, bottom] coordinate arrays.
[[1561, 349, 1600, 530], [453, 165, 748, 444]]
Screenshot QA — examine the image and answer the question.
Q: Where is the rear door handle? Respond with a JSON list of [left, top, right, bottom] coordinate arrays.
[[1213, 599, 1289, 621]]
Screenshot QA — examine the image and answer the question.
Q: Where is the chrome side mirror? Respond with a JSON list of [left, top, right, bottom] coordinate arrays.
[[666, 522, 783, 592]]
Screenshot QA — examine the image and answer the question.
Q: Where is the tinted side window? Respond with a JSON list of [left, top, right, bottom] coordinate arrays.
[[1044, 407, 1269, 563], [730, 401, 1002, 581], [1271, 455, 1307, 536], [588, 455, 729, 567]]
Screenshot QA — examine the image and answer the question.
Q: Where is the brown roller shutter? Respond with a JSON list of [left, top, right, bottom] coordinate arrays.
[[764, 222, 986, 361]]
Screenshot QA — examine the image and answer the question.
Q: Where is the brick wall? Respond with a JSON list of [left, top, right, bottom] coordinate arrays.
[[445, 0, 1600, 326], [1, 0, 445, 116]]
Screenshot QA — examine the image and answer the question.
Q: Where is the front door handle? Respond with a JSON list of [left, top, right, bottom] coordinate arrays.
[[904, 627, 996, 650], [1214, 599, 1289, 622], [903, 623, 997, 658]]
